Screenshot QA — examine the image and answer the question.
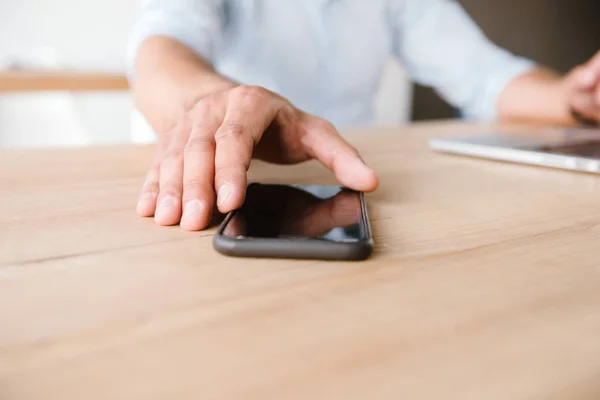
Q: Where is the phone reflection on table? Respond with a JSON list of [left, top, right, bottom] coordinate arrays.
[[222, 184, 364, 242]]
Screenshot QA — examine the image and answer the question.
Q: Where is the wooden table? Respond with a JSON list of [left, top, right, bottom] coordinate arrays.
[[0, 71, 129, 93], [1, 122, 599, 399]]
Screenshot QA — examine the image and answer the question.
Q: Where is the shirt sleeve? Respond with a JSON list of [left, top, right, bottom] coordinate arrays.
[[389, 0, 535, 121], [126, 0, 225, 81]]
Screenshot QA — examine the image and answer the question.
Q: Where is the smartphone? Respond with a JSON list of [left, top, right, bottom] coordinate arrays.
[[213, 183, 374, 261]]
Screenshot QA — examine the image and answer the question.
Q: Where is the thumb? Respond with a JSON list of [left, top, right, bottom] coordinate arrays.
[[300, 117, 379, 192]]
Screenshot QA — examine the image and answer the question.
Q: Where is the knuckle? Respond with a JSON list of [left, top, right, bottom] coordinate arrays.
[[163, 147, 184, 164], [164, 120, 191, 148], [142, 178, 159, 192], [183, 178, 210, 193], [311, 118, 336, 133], [250, 85, 269, 98], [184, 135, 213, 153], [234, 84, 267, 100], [164, 122, 179, 139], [215, 122, 247, 141], [234, 84, 254, 97], [175, 114, 193, 135], [215, 163, 248, 176], [192, 96, 217, 117], [149, 159, 162, 172], [159, 179, 183, 196], [144, 166, 159, 180]]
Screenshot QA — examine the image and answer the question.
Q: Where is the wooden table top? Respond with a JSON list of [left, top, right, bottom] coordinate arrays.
[[0, 70, 128, 93], [1, 121, 599, 399]]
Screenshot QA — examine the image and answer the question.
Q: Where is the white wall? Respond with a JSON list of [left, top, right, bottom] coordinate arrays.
[[0, 0, 411, 148], [0, 0, 139, 148], [0, 0, 138, 70]]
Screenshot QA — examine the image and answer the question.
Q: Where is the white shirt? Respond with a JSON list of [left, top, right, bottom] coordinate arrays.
[[127, 0, 534, 128]]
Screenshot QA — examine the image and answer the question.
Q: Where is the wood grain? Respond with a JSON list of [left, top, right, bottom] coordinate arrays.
[[0, 70, 129, 92], [1, 121, 599, 400]]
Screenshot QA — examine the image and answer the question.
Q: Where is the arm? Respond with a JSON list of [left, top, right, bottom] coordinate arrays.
[[127, 0, 377, 231], [132, 36, 234, 135], [391, 0, 600, 125], [498, 52, 600, 125], [496, 68, 572, 125], [390, 0, 535, 122], [497, 52, 600, 125], [127, 0, 233, 134]]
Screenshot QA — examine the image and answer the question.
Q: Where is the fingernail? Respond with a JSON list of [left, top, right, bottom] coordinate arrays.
[[217, 184, 232, 207], [155, 196, 177, 219], [182, 199, 203, 220]]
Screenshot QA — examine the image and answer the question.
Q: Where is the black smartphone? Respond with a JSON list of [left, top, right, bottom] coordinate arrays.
[[213, 183, 374, 261]]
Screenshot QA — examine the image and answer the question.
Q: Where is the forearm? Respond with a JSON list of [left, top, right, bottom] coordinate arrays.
[[132, 36, 235, 135], [497, 68, 574, 125]]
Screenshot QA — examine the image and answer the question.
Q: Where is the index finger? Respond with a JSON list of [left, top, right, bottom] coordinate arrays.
[[213, 86, 281, 213]]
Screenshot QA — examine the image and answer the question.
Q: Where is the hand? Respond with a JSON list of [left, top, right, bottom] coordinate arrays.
[[564, 50, 600, 124], [136, 85, 379, 231]]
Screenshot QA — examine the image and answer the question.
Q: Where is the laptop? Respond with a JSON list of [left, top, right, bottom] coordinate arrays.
[[429, 127, 600, 173]]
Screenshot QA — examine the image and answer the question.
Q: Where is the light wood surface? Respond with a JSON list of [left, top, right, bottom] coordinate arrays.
[[1, 121, 599, 399], [0, 70, 129, 92]]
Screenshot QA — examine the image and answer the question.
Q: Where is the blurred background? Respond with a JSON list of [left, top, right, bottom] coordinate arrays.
[[0, 0, 598, 148], [0, 0, 137, 148], [413, 0, 600, 121]]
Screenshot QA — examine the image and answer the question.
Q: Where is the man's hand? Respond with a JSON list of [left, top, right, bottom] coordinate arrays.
[[564, 51, 600, 124], [497, 51, 600, 125], [136, 85, 378, 231]]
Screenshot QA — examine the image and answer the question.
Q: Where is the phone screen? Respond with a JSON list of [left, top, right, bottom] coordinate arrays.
[[221, 184, 366, 242]]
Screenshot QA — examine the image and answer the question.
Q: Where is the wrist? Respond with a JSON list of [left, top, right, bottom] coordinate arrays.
[[552, 76, 578, 125], [180, 76, 236, 113], [498, 68, 574, 125]]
